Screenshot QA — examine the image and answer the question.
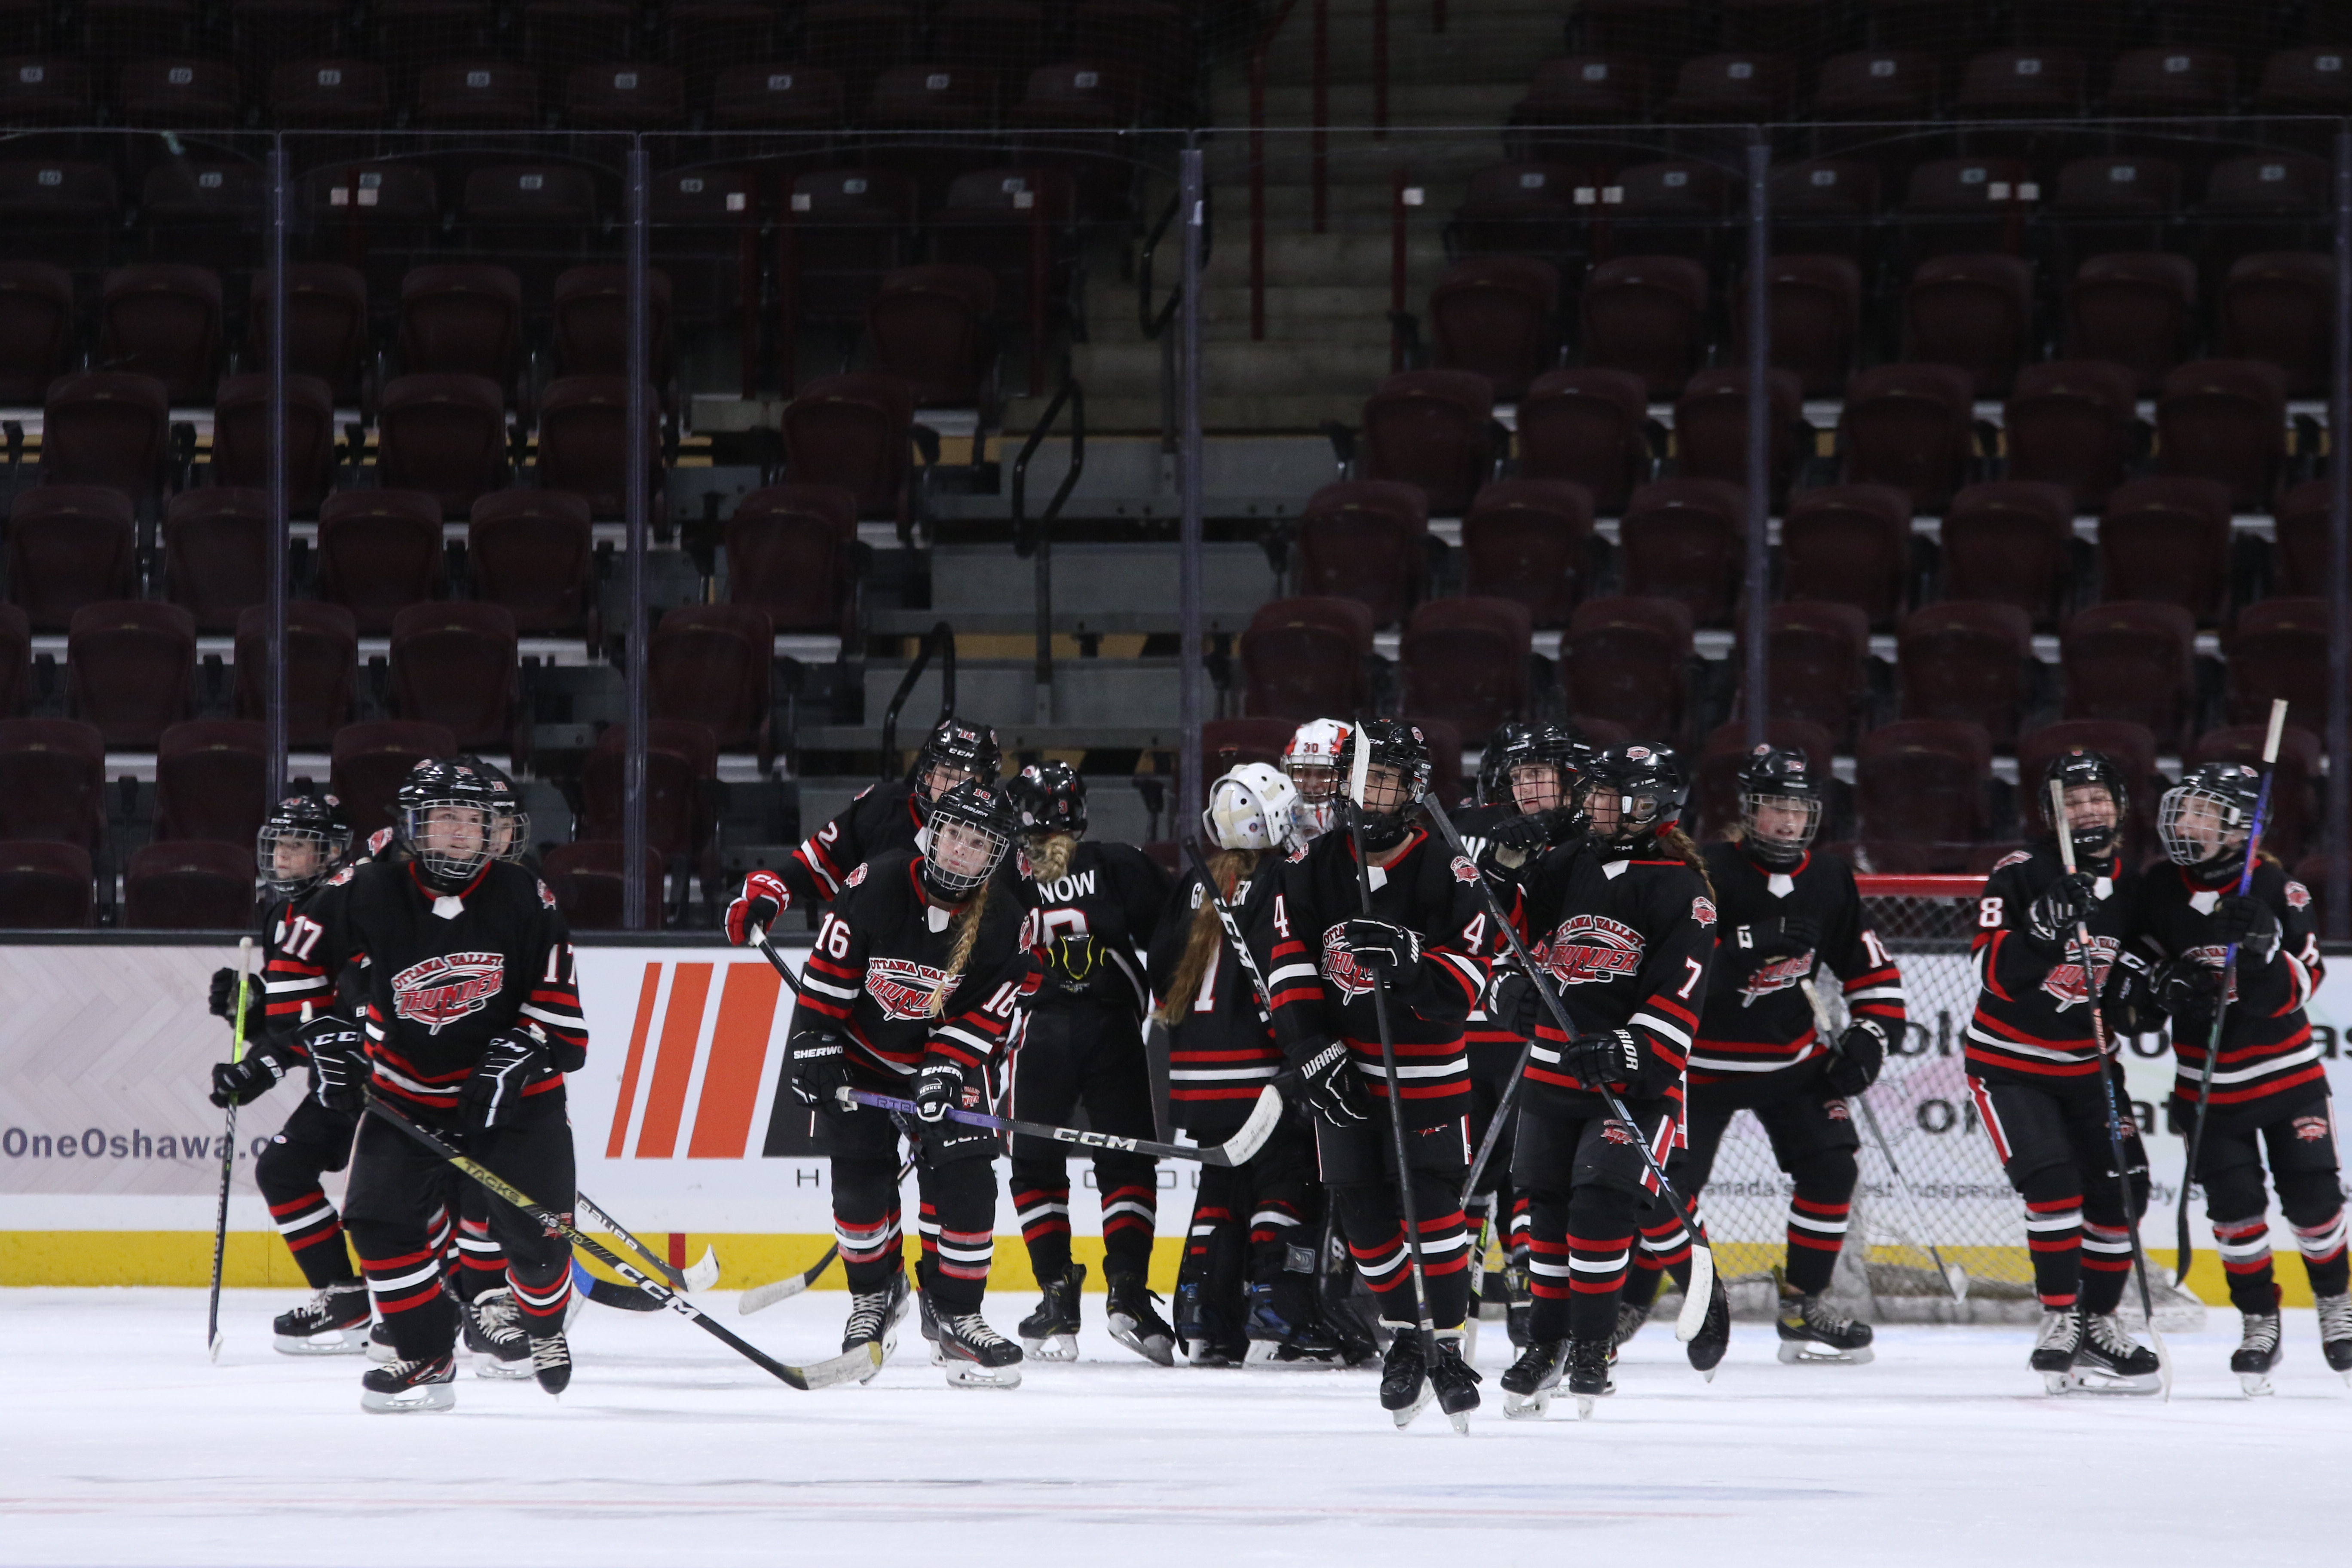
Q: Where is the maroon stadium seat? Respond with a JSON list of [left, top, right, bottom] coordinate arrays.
[[469, 489, 595, 639], [154, 720, 270, 848], [413, 58, 539, 129], [1399, 597, 1534, 746], [2039, 156, 2183, 270], [1449, 163, 1592, 269], [935, 0, 1045, 84], [2016, 718, 2159, 857], [163, 489, 269, 634], [551, 265, 674, 386], [1854, 718, 1993, 874], [298, 163, 439, 302], [2221, 597, 2327, 732], [1460, 479, 1596, 628], [0, 55, 92, 125], [269, 57, 388, 127], [0, 840, 92, 927], [2003, 360, 2139, 510], [780, 169, 921, 328], [725, 484, 861, 636], [1580, 256, 1709, 396], [2065, 253, 2198, 395], [0, 158, 117, 273], [710, 62, 845, 131], [1071, 0, 1191, 114], [0, 261, 75, 403], [124, 840, 256, 928], [2060, 601, 2197, 750], [566, 61, 686, 129], [1671, 368, 1804, 502], [2219, 253, 2332, 398], [1896, 600, 2034, 747], [1618, 478, 1746, 627], [1903, 254, 2034, 397], [459, 165, 605, 296], [1767, 162, 1883, 267], [1428, 257, 1561, 401], [540, 840, 666, 930], [2274, 479, 2334, 597], [1007, 71, 1140, 216], [1837, 362, 1976, 510], [139, 163, 266, 279], [2256, 46, 2352, 114], [1898, 158, 2034, 262], [397, 264, 523, 389], [1560, 596, 1694, 743], [781, 373, 914, 522], [117, 56, 240, 127], [2098, 476, 2233, 624], [1359, 370, 1498, 518], [1292, 481, 1430, 630], [2156, 359, 2288, 510], [1940, 481, 2076, 628], [2200, 153, 2331, 268], [9, 487, 135, 632], [1721, 0, 1834, 53], [0, 717, 104, 849], [1781, 484, 1912, 628], [2106, 45, 2235, 117], [315, 488, 446, 634], [375, 374, 508, 514], [1516, 368, 1653, 514], [234, 601, 355, 747], [1747, 600, 1870, 746], [0, 603, 25, 718], [1739, 253, 1861, 397], [373, 0, 492, 81], [1200, 716, 1296, 782], [40, 372, 169, 505], [1606, 162, 1735, 268], [648, 169, 756, 331], [67, 600, 195, 748], [2194, 722, 2322, 865], [211, 372, 337, 516], [580, 720, 720, 861], [648, 604, 774, 756], [1238, 597, 1374, 720], [389, 601, 518, 753], [1953, 46, 2089, 121], [330, 720, 459, 837], [537, 375, 660, 520], [1510, 57, 1651, 143], [927, 168, 1081, 339], [1693, 716, 1839, 841], [1810, 48, 1937, 126], [523, 0, 631, 79], [1661, 51, 1797, 121], [802, 0, 915, 101], [866, 265, 997, 407]]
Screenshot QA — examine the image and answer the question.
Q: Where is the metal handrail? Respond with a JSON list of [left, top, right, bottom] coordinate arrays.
[[1011, 376, 1088, 723], [1247, 0, 1304, 341], [877, 621, 958, 781]]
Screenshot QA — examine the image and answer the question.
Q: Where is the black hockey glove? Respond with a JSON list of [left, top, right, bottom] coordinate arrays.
[[913, 1057, 968, 1125], [1486, 965, 1548, 1041], [461, 1031, 548, 1130], [2026, 872, 2098, 944], [1561, 1028, 1644, 1090], [787, 1032, 851, 1110], [2153, 958, 2224, 1032], [207, 1041, 290, 1109], [206, 966, 252, 1023], [303, 1019, 369, 1112], [2165, 1090, 2196, 1139], [1489, 811, 1554, 869], [2211, 894, 2282, 966], [1343, 918, 1420, 973], [1823, 1018, 1887, 1096], [1295, 1039, 1370, 1129], [2103, 947, 2158, 1035], [1731, 915, 1820, 961]]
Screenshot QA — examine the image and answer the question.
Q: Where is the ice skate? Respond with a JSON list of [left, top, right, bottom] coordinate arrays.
[[2069, 1311, 2163, 1395], [1566, 1337, 1614, 1419], [2231, 1307, 2282, 1397], [528, 1329, 571, 1396], [366, 1319, 398, 1364], [1017, 1261, 1084, 1362], [1240, 1280, 1346, 1367], [359, 1353, 456, 1414], [1428, 1330, 1480, 1433], [1378, 1324, 1431, 1429], [1105, 1267, 1177, 1367], [462, 1287, 533, 1380], [1500, 1338, 1565, 1420], [1686, 1270, 1732, 1381], [1775, 1291, 1876, 1366], [2317, 1293, 2352, 1385], [1175, 1281, 1248, 1366], [1608, 1300, 1651, 1365], [933, 1306, 1024, 1389], [271, 1281, 371, 1355], [919, 1286, 943, 1364], [2030, 1307, 2083, 1393], [841, 1271, 911, 1382]]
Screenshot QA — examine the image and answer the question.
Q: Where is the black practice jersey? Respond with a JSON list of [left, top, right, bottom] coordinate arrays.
[[1458, 804, 1581, 1053], [1149, 854, 1283, 1132], [1691, 843, 1907, 1087], [791, 848, 1039, 1082], [1266, 822, 1493, 1126], [782, 781, 925, 906], [1966, 845, 2133, 1085], [2118, 858, 2327, 1111], [1020, 840, 1170, 1017], [260, 845, 397, 1050]]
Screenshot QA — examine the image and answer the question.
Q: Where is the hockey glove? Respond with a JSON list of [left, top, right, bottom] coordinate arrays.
[[2211, 894, 2282, 966], [2153, 958, 2224, 1032], [2165, 1090, 2196, 1139], [724, 870, 791, 946], [303, 1019, 369, 1112], [1561, 1028, 1645, 1090], [2103, 947, 2158, 1035], [787, 1031, 851, 1110], [1485, 964, 1548, 1041], [1489, 810, 1554, 869], [461, 1031, 548, 1130], [1733, 915, 1820, 960], [206, 966, 251, 1022], [1295, 1039, 1370, 1129], [1824, 1018, 1887, 1096], [1343, 917, 1420, 972], [913, 1058, 968, 1124], [207, 1041, 290, 1108], [2026, 872, 2098, 943]]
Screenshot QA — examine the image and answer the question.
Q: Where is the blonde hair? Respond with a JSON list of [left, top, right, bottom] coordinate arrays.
[[1025, 832, 1076, 883], [1152, 848, 1257, 1026], [928, 877, 997, 1017], [1659, 824, 1715, 901]]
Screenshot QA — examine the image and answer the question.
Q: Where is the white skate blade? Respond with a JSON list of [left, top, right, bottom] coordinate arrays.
[[2239, 1372, 2276, 1398], [360, 1383, 455, 1414], [1674, 1245, 1715, 1342], [1575, 1393, 1596, 1420], [2064, 1368, 2166, 1396], [1388, 1379, 1433, 1430], [2042, 1371, 2073, 1395], [943, 1360, 1023, 1389], [1447, 1408, 1471, 1435], [1021, 1332, 1078, 1362], [1501, 1387, 1554, 1421], [1108, 1315, 1176, 1368], [1775, 1341, 1875, 1366], [470, 1352, 533, 1381], [274, 1328, 369, 1357]]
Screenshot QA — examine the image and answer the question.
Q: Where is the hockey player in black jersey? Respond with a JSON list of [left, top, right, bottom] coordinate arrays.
[[725, 717, 999, 940], [1966, 749, 2162, 1394], [2116, 762, 2349, 1391], [1265, 720, 1494, 1425], [279, 760, 591, 1412], [781, 778, 1044, 1389], [202, 787, 368, 1354], [1491, 744, 1724, 1418], [1679, 745, 1907, 1364], [998, 762, 1179, 1365]]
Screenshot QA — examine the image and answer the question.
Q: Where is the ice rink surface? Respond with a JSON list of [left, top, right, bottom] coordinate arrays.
[[3, 1287, 2345, 1567]]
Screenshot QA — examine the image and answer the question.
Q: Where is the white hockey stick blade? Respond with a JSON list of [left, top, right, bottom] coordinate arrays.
[[2153, 1329, 2173, 1403], [207, 1331, 222, 1364], [682, 1245, 721, 1293], [738, 1273, 812, 1315], [796, 1341, 887, 1390], [1673, 1243, 1716, 1342], [1947, 1265, 1971, 1302], [1215, 1084, 1286, 1165]]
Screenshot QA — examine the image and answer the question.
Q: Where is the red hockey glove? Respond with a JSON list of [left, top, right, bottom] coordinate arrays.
[[724, 870, 791, 946]]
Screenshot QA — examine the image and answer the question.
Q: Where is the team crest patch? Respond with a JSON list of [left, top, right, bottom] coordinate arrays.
[[1691, 896, 1717, 928], [390, 952, 506, 1034], [2294, 1114, 2331, 1143], [1600, 1120, 1638, 1146], [1992, 849, 2033, 872], [2286, 880, 2312, 910], [865, 957, 952, 1021], [842, 863, 869, 889], [324, 864, 356, 887], [536, 879, 557, 910], [1740, 952, 1815, 1006], [1319, 924, 1376, 1000], [1824, 1099, 1851, 1121], [1287, 842, 1311, 863], [2039, 934, 2119, 1011], [1537, 913, 1645, 986], [961, 1085, 983, 1109], [1451, 856, 1479, 884]]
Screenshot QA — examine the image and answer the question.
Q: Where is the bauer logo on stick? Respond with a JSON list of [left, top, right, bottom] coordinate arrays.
[[390, 952, 506, 1033]]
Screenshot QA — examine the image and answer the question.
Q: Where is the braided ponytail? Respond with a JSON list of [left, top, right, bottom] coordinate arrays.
[[1658, 824, 1715, 901], [928, 878, 996, 1018], [1152, 849, 1257, 1026]]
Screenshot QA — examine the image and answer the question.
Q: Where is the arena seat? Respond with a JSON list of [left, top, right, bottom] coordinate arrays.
[[1071, 1, 1192, 113], [8, 487, 135, 632], [0, 159, 116, 272], [397, 264, 523, 389], [1292, 481, 1430, 630], [154, 720, 270, 848], [118, 55, 240, 126], [566, 62, 685, 130], [123, 840, 256, 929], [648, 604, 774, 757], [375, 374, 508, 515], [1661, 51, 1796, 121], [0, 718, 104, 849], [330, 720, 459, 836], [0, 603, 25, 718], [1200, 716, 1297, 780], [1671, 368, 1803, 502], [1606, 162, 1736, 270], [2219, 253, 2332, 398], [780, 373, 914, 523], [248, 265, 368, 403], [0, 840, 92, 927], [373, 0, 493, 84], [2155, 359, 2288, 511], [1580, 255, 1709, 396], [1780, 483, 1912, 628], [389, 601, 518, 754], [1809, 48, 1937, 127], [0, 55, 92, 125], [1398, 597, 1533, 747], [0, 261, 74, 402], [2064, 253, 2198, 395], [1358, 371, 1498, 518], [1902, 253, 2034, 396], [724, 484, 861, 636], [1510, 52, 1650, 136], [2220, 597, 2326, 732], [163, 489, 269, 634], [2002, 360, 2139, 510], [139, 163, 266, 279], [865, 265, 998, 407], [2255, 45, 2352, 115], [268, 57, 388, 126], [710, 63, 847, 131], [1237, 597, 1375, 721], [40, 372, 169, 505], [1459, 478, 1596, 628], [669, 4, 780, 98], [581, 720, 720, 862], [536, 375, 660, 520], [648, 169, 757, 329], [1853, 719, 1993, 875], [1692, 716, 1839, 841], [1739, 253, 1860, 396], [2199, 152, 2329, 270], [1515, 367, 1654, 514], [1836, 362, 1976, 510], [298, 164, 439, 301], [1952, 47, 2089, 122], [2104, 45, 2234, 117], [782, 168, 923, 328], [1427, 257, 1560, 401], [803, 0, 914, 103], [211, 373, 337, 516], [469, 489, 596, 640], [928, 168, 1081, 334], [2193, 722, 2322, 865], [2273, 479, 2334, 597], [1897, 158, 2033, 263], [1765, 165, 1881, 269], [234, 601, 356, 747], [540, 840, 666, 930], [1449, 164, 1591, 270], [2038, 156, 2183, 273], [2060, 601, 2197, 751], [1618, 478, 1746, 627], [1008, 67, 1143, 215], [1747, 599, 1870, 746], [234, 2, 346, 77], [2098, 477, 2233, 625], [315, 487, 446, 634], [1559, 596, 1694, 744], [1939, 481, 2076, 628], [413, 58, 539, 129], [67, 600, 195, 749], [551, 265, 674, 386], [524, 0, 631, 80], [1895, 600, 2034, 747]]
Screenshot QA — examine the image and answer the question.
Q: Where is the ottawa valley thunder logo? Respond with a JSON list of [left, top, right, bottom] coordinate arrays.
[[389, 952, 507, 1033], [1537, 914, 1645, 986], [1740, 951, 1816, 1006], [1319, 924, 1375, 999], [866, 957, 954, 1020], [2039, 933, 2120, 1011]]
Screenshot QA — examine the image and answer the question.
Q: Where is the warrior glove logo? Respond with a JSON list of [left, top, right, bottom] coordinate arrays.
[[2039, 933, 2119, 1011], [1740, 951, 1816, 1006], [390, 951, 506, 1033], [1319, 923, 1375, 1000], [1537, 914, 1645, 986], [866, 957, 955, 1021]]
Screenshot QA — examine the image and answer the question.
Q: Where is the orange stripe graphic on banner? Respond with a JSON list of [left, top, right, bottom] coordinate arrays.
[[634, 964, 713, 1158], [688, 962, 785, 1158], [605, 963, 663, 1157]]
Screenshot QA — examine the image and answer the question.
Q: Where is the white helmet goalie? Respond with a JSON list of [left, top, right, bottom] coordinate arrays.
[[1203, 763, 1302, 852], [1281, 717, 1351, 840]]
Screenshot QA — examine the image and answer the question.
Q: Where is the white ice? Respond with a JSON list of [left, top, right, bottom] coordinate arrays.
[[3, 1287, 2344, 1566]]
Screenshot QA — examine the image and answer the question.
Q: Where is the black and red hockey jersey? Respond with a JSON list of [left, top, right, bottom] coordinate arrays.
[[1691, 843, 1906, 1087], [2118, 858, 2327, 1111], [790, 848, 1039, 1083], [275, 858, 588, 1124], [1965, 845, 2134, 1085], [1020, 840, 1170, 1018], [1266, 823, 1493, 1127], [1149, 853, 1284, 1137], [779, 781, 926, 906]]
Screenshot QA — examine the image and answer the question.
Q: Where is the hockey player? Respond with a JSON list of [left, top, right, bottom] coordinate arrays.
[[1681, 744, 1907, 1364], [2116, 762, 2349, 1391], [456, 754, 532, 865], [1265, 720, 1493, 1424], [999, 761, 1179, 1365], [1966, 749, 2163, 1394], [285, 760, 591, 1412], [1491, 744, 1724, 1418], [1280, 718, 1350, 842], [777, 778, 1042, 1388], [726, 717, 1001, 939], [202, 787, 366, 1354]]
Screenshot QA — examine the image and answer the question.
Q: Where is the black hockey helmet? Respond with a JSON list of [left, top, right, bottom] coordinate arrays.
[[256, 784, 352, 897], [453, 753, 530, 861], [922, 776, 1020, 900], [395, 757, 499, 893], [1338, 718, 1433, 850], [1008, 759, 1087, 839], [2158, 760, 2261, 881], [1503, 723, 1587, 815], [1583, 742, 1687, 856], [1735, 743, 1823, 870], [916, 717, 1002, 804], [1479, 723, 1533, 807], [2042, 747, 2128, 863]]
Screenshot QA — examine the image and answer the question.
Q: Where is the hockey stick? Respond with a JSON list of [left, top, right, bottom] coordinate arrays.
[[573, 1189, 721, 1294], [570, 1262, 664, 1311], [1798, 979, 1967, 1302], [362, 1094, 880, 1389], [1418, 790, 1718, 1344], [1178, 837, 1279, 1017], [2053, 778, 2172, 1400], [205, 936, 255, 1363], [740, 1154, 919, 1315], [2174, 697, 2288, 1290]]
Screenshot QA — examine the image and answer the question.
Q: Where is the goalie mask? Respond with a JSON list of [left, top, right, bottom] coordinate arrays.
[[1204, 762, 1302, 853], [2043, 747, 2126, 864], [1282, 717, 1351, 840], [2158, 762, 2260, 882], [396, 759, 499, 894], [257, 785, 352, 898], [1338, 719, 1433, 852], [1583, 743, 1687, 858], [922, 777, 1019, 901], [1736, 744, 1822, 870]]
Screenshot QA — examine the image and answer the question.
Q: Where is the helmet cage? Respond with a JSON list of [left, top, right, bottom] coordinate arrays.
[[2157, 773, 2255, 875]]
